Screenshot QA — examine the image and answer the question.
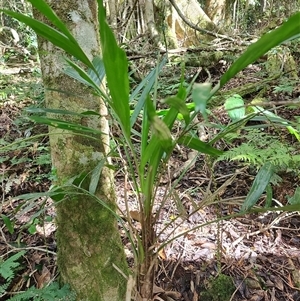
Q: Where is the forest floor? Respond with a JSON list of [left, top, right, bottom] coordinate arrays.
[[1, 52, 300, 301]]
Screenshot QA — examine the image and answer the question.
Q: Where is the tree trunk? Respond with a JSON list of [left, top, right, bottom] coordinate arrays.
[[205, 0, 226, 24], [156, 0, 221, 47], [107, 0, 118, 28], [34, 1, 128, 300], [143, 0, 164, 48]]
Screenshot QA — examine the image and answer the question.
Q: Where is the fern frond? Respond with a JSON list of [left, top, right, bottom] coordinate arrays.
[[8, 282, 76, 301], [218, 128, 300, 172], [0, 282, 10, 296], [0, 251, 26, 282], [0, 251, 26, 298]]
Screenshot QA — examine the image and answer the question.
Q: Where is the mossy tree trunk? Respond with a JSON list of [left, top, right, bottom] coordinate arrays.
[[34, 1, 128, 300]]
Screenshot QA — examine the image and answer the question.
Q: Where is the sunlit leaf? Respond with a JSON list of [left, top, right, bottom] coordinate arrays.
[[224, 94, 245, 122]]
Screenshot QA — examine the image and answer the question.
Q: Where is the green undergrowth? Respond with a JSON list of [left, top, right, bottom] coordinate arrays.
[[218, 128, 300, 174], [0, 251, 75, 301], [201, 273, 235, 301], [0, 72, 50, 187], [0, 72, 43, 105]]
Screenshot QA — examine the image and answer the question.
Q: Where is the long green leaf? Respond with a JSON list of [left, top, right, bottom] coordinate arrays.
[[65, 56, 105, 88], [241, 162, 275, 212], [89, 159, 105, 194], [29, 116, 103, 135], [1, 214, 14, 234], [64, 59, 103, 96], [26, 107, 101, 118], [250, 105, 300, 141], [89, 56, 106, 86], [130, 56, 167, 127], [220, 12, 300, 87], [98, 0, 130, 137], [209, 113, 256, 144], [26, 0, 77, 42], [177, 135, 223, 156]]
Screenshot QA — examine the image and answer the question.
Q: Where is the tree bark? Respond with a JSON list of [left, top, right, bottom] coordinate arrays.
[[156, 0, 223, 47], [34, 1, 128, 300], [205, 0, 226, 24]]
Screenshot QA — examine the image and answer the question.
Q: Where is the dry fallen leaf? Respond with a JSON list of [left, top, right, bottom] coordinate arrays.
[[130, 210, 141, 222], [246, 278, 262, 290], [158, 248, 166, 260], [36, 265, 51, 288]]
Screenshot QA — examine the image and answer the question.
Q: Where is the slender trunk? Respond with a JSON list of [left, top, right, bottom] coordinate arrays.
[[34, 1, 128, 300]]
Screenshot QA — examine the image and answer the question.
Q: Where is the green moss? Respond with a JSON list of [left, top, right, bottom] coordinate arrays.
[[56, 196, 128, 301], [201, 274, 235, 301]]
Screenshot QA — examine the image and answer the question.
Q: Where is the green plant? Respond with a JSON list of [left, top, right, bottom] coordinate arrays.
[[0, 251, 25, 296], [8, 282, 75, 301], [0, 129, 52, 238], [218, 128, 300, 171], [221, 91, 300, 210], [3, 1, 300, 299], [201, 273, 235, 301], [217, 128, 300, 209], [0, 251, 75, 300]]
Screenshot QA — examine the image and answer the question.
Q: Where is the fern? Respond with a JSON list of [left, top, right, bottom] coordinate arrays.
[[0, 251, 26, 296], [8, 282, 76, 301], [0, 251, 75, 301], [218, 129, 300, 172]]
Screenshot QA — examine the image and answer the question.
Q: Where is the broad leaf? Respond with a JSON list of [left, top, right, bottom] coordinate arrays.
[[224, 94, 245, 121]]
